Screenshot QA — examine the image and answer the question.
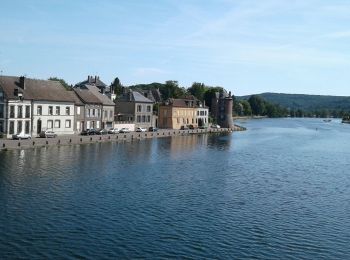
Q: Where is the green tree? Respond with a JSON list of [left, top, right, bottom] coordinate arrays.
[[240, 100, 252, 116], [248, 95, 266, 115], [203, 86, 224, 109], [48, 77, 72, 90], [111, 77, 123, 96], [188, 82, 207, 101]]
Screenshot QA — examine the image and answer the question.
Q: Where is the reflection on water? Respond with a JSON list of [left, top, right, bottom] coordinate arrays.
[[0, 120, 350, 259]]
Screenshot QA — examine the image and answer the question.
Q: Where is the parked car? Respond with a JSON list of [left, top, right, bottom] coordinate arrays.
[[180, 125, 189, 130], [97, 129, 108, 135], [148, 127, 158, 132], [119, 128, 130, 133], [188, 125, 195, 130], [211, 124, 221, 129], [108, 127, 119, 134], [135, 127, 147, 132], [81, 129, 98, 135], [39, 130, 57, 138], [12, 132, 31, 140], [198, 126, 207, 129]]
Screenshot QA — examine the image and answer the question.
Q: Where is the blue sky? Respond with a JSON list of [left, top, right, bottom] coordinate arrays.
[[1, 0, 350, 96]]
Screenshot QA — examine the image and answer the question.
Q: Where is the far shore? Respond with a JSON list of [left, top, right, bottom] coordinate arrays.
[[233, 116, 268, 120]]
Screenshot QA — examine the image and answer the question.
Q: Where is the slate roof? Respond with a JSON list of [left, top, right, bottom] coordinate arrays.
[[116, 90, 154, 103], [134, 88, 162, 103], [0, 76, 75, 103], [73, 87, 102, 105], [164, 96, 207, 108], [84, 85, 115, 106], [76, 76, 107, 89]]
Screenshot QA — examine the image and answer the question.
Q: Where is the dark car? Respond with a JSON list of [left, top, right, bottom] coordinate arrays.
[[81, 129, 98, 136], [39, 130, 57, 138], [148, 127, 158, 132], [180, 125, 189, 130], [97, 129, 108, 135]]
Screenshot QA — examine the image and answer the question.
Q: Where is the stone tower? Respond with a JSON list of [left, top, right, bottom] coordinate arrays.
[[211, 90, 234, 129]]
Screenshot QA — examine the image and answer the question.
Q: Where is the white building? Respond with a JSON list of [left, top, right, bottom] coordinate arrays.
[[0, 76, 77, 138], [32, 101, 75, 136], [196, 106, 209, 127]]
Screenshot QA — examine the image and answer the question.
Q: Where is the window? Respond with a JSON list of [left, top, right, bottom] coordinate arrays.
[[49, 106, 53, 115], [96, 121, 100, 129], [147, 115, 151, 122], [66, 107, 70, 115], [9, 121, 14, 134], [87, 121, 91, 129], [47, 120, 53, 129], [77, 107, 81, 115], [0, 120, 3, 132], [9, 106, 14, 118], [17, 121, 23, 134], [104, 110, 107, 118], [110, 111, 113, 118], [0, 91, 3, 101], [97, 109, 100, 117], [197, 111, 199, 116], [25, 121, 30, 134], [147, 105, 151, 112], [18, 106, 23, 118], [56, 106, 60, 115], [86, 109, 90, 117], [92, 109, 96, 116], [137, 105, 142, 112], [25, 106, 30, 118], [142, 115, 145, 122], [0, 104, 4, 118], [177, 118, 180, 124], [65, 120, 71, 128], [54, 120, 60, 128], [37, 106, 42, 115], [137, 115, 141, 122]]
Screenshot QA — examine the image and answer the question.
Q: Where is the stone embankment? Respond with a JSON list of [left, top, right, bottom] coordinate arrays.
[[0, 127, 245, 151]]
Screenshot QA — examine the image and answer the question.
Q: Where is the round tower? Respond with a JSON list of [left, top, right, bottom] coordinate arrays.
[[222, 92, 233, 128]]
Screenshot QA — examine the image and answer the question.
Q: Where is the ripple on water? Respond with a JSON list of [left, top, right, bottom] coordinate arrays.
[[0, 119, 350, 259]]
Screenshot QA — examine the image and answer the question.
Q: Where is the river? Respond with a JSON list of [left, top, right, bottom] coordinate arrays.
[[0, 118, 349, 259]]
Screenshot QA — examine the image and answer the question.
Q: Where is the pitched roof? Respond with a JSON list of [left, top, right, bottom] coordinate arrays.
[[76, 76, 107, 89], [84, 85, 115, 106], [116, 90, 154, 103], [163, 97, 207, 108], [74, 87, 102, 104], [0, 76, 75, 103]]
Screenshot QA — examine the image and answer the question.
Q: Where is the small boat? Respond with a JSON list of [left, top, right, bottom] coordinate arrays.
[[342, 116, 350, 124], [323, 119, 332, 122]]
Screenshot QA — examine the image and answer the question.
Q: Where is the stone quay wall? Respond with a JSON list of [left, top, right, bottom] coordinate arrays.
[[0, 128, 240, 151]]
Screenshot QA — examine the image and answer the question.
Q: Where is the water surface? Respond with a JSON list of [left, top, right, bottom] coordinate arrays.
[[0, 118, 349, 259]]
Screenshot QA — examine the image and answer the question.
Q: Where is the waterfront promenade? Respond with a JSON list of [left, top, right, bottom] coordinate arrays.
[[0, 126, 245, 151]]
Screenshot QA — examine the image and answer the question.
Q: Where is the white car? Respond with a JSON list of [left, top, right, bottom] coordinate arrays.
[[135, 127, 147, 132], [12, 132, 31, 140], [119, 128, 130, 133], [211, 124, 221, 129], [108, 127, 119, 134]]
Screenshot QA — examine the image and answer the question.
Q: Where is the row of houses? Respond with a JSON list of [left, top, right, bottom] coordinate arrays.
[[0, 75, 211, 139]]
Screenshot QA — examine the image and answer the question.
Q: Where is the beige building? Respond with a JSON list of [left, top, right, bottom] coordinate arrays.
[[158, 97, 209, 129]]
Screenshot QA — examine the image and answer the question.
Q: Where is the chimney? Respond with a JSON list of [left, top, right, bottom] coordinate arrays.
[[19, 76, 25, 89]]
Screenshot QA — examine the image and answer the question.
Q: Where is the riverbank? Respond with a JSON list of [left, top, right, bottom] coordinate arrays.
[[233, 115, 268, 120], [0, 127, 242, 151]]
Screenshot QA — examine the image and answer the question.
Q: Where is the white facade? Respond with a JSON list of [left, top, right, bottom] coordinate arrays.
[[6, 100, 32, 138], [32, 101, 75, 136], [196, 107, 209, 127]]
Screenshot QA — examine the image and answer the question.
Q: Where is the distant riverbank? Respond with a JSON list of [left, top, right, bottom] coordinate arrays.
[[233, 115, 268, 120]]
